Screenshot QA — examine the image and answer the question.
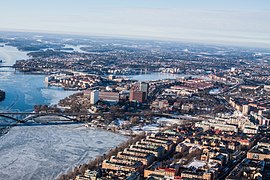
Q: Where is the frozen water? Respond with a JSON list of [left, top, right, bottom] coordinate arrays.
[[0, 124, 126, 180], [41, 88, 78, 105]]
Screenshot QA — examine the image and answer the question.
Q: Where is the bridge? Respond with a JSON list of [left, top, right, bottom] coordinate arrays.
[[0, 112, 161, 121], [0, 65, 17, 72], [0, 65, 14, 68], [0, 112, 95, 124], [0, 112, 92, 128], [0, 111, 203, 127]]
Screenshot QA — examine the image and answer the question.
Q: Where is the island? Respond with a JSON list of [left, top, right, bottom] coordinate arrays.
[[0, 90, 5, 101]]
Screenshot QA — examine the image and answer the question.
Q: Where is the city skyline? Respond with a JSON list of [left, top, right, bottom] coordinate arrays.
[[1, 2, 270, 178], [0, 0, 270, 47]]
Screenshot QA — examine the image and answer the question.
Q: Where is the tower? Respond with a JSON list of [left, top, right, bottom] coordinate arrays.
[[139, 82, 149, 102], [90, 90, 99, 105]]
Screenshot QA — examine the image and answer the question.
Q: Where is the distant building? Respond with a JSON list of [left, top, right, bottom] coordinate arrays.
[[108, 75, 115, 80], [242, 104, 250, 115], [140, 82, 149, 94], [102, 158, 143, 172], [182, 103, 194, 112], [129, 82, 149, 103], [181, 169, 213, 180], [195, 120, 238, 132], [99, 91, 120, 103], [264, 85, 270, 91], [84, 90, 91, 98], [130, 90, 144, 103], [90, 90, 99, 104], [247, 145, 270, 161], [144, 162, 180, 179]]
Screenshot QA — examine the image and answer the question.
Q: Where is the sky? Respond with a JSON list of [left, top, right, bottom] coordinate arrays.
[[0, 0, 270, 48]]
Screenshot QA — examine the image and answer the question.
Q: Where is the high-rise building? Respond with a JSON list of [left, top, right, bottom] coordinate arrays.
[[140, 82, 149, 93], [130, 90, 144, 103], [90, 90, 99, 105], [140, 82, 149, 102], [129, 82, 149, 103]]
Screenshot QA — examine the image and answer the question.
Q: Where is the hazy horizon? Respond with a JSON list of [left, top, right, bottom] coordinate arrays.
[[0, 0, 269, 48]]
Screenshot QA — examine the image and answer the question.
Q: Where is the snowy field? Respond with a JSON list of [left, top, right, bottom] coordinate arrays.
[[131, 117, 184, 134], [186, 158, 207, 169], [0, 124, 127, 180]]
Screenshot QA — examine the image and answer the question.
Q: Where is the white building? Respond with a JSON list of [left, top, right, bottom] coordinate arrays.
[[139, 82, 149, 94], [90, 90, 99, 105]]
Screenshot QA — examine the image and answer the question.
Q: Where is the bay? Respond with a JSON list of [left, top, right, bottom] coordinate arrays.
[[0, 44, 75, 112], [0, 44, 126, 179]]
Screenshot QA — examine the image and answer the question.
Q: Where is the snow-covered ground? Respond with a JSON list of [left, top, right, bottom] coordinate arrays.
[[157, 117, 183, 126], [130, 117, 183, 134], [186, 158, 206, 169], [185, 158, 218, 169], [209, 88, 221, 95], [131, 124, 160, 133], [0, 124, 126, 180]]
